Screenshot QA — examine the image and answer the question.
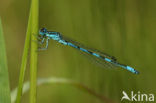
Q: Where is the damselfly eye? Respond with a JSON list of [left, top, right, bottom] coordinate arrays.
[[40, 28, 47, 36], [40, 28, 47, 33]]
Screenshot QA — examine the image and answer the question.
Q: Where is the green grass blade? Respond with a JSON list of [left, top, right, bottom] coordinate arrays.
[[15, 2, 33, 103], [15, 0, 39, 102], [0, 17, 11, 103], [29, 0, 39, 102]]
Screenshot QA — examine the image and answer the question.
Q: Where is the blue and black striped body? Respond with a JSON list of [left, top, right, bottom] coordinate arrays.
[[39, 28, 139, 74]]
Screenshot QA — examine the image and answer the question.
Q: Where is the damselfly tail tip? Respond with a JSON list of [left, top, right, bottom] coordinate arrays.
[[135, 70, 140, 74], [126, 66, 139, 75]]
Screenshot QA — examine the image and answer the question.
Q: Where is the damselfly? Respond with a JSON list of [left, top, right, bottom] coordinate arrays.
[[38, 28, 139, 74]]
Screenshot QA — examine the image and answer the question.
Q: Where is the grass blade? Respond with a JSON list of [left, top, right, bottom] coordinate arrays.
[[15, 0, 39, 102], [29, 0, 39, 102], [15, 6, 32, 103], [0, 17, 11, 103]]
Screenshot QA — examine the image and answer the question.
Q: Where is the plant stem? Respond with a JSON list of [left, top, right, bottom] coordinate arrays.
[[0, 17, 11, 103], [29, 0, 39, 102], [15, 7, 32, 103]]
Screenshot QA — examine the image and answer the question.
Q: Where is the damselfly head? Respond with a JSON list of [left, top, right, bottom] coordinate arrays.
[[40, 28, 47, 36]]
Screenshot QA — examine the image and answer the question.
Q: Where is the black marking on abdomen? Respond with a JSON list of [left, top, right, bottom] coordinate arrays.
[[111, 56, 117, 61], [67, 42, 80, 49], [99, 55, 106, 60], [77, 46, 80, 49], [87, 50, 93, 55]]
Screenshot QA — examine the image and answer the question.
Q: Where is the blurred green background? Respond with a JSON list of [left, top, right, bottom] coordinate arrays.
[[0, 0, 156, 103]]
